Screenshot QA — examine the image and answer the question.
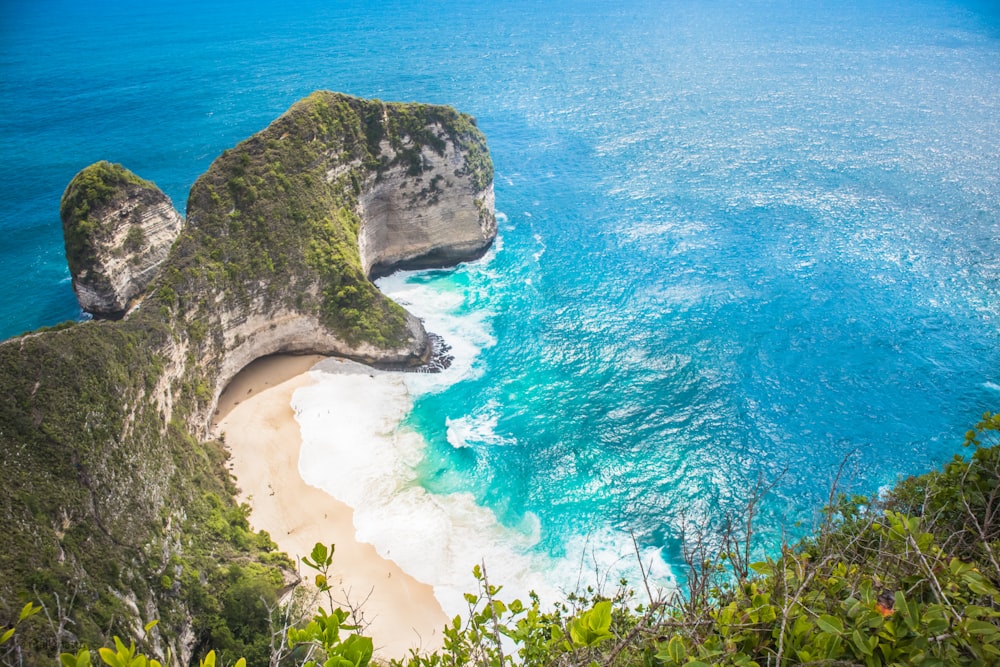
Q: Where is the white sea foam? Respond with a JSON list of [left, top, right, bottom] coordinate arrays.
[[294, 363, 557, 614], [294, 265, 677, 618], [445, 405, 513, 449], [375, 271, 495, 396]]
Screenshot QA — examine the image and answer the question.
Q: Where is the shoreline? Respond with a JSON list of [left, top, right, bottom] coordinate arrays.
[[213, 354, 448, 659]]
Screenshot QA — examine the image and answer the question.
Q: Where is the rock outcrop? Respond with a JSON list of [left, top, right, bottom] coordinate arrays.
[[0, 91, 495, 661], [61, 162, 184, 316]]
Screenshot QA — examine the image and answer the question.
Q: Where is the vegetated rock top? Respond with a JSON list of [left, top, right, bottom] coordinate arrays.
[[61, 161, 184, 316], [0, 90, 494, 661]]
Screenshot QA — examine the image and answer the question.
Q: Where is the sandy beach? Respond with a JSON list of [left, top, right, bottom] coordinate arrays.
[[213, 354, 448, 660]]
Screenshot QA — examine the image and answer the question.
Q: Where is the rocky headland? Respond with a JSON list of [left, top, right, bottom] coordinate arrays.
[[0, 91, 494, 662]]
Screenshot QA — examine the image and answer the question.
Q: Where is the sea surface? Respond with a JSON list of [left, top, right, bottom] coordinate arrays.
[[3, 0, 999, 609]]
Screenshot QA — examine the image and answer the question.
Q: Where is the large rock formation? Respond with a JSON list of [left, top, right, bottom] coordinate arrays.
[[61, 162, 184, 316], [0, 91, 494, 662]]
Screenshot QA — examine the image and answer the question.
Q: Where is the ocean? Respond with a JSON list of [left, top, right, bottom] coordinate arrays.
[[2, 0, 998, 611]]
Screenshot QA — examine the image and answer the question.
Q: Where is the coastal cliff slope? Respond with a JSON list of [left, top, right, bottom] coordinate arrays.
[[0, 91, 494, 662]]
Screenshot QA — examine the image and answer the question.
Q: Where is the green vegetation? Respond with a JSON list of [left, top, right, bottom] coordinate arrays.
[[0, 319, 292, 664], [1, 91, 495, 664], [173, 91, 489, 348]]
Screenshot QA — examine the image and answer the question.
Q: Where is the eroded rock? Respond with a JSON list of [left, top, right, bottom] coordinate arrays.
[[61, 162, 184, 316]]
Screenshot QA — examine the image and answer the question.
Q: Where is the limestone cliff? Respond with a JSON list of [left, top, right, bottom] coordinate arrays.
[[0, 91, 494, 662], [61, 162, 185, 316], [358, 117, 496, 277]]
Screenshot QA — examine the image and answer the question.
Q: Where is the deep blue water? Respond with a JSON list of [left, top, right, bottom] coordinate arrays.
[[2, 0, 999, 584]]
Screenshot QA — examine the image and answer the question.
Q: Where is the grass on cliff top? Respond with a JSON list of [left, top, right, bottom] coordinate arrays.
[[0, 319, 291, 664]]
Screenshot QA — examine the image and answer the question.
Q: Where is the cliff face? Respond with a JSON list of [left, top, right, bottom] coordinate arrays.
[[0, 92, 495, 661], [358, 120, 496, 277], [178, 94, 495, 430], [61, 162, 185, 316]]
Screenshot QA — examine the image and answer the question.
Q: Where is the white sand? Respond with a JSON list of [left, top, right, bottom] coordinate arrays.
[[213, 354, 447, 660]]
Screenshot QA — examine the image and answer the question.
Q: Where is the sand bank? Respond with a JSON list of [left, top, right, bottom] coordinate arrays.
[[213, 354, 447, 659]]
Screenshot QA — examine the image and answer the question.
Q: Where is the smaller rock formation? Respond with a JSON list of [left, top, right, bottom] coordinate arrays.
[[61, 161, 184, 316]]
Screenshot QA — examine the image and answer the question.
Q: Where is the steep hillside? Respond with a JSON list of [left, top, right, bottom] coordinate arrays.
[[0, 91, 495, 663]]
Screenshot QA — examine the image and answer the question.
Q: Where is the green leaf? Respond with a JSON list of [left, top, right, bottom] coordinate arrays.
[[966, 620, 999, 637], [667, 636, 687, 664], [334, 634, 373, 667], [717, 601, 737, 637], [234, 660, 247, 667], [98, 647, 123, 667], [758, 604, 777, 624], [965, 573, 998, 597], [927, 617, 949, 635], [817, 614, 844, 635], [112, 637, 131, 658], [852, 630, 873, 657], [68, 649, 93, 667], [309, 543, 330, 568], [749, 561, 773, 576], [0, 628, 14, 646], [791, 614, 812, 639], [893, 590, 916, 631], [18, 603, 40, 623], [568, 600, 613, 647], [199, 650, 217, 667]]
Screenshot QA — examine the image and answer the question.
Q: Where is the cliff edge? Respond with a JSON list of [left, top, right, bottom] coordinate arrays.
[[0, 92, 494, 662]]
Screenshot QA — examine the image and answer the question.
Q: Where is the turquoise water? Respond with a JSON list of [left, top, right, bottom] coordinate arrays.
[[3, 0, 999, 582]]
